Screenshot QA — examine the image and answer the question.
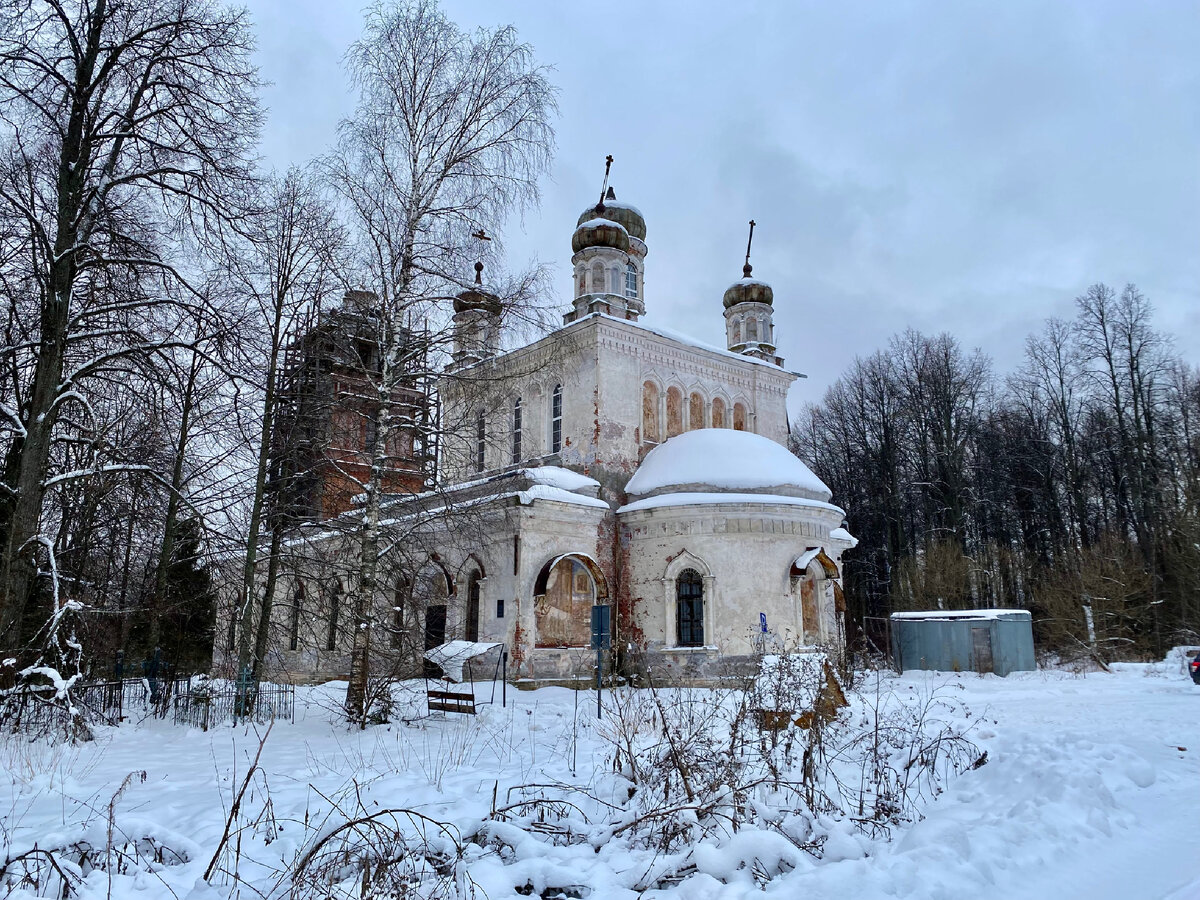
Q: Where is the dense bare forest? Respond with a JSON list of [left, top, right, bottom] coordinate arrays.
[[796, 283, 1200, 661]]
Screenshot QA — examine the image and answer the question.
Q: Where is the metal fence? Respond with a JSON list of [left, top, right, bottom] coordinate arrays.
[[172, 681, 295, 731], [0, 672, 290, 734], [0, 673, 242, 736]]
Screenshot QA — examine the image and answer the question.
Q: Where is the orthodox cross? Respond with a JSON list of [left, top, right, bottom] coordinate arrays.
[[598, 155, 613, 211], [743, 219, 756, 277]]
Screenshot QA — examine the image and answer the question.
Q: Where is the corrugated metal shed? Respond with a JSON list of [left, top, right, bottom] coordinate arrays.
[[890, 609, 1035, 676]]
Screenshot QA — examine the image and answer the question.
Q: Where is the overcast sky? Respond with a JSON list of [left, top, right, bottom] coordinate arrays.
[[243, 0, 1199, 411]]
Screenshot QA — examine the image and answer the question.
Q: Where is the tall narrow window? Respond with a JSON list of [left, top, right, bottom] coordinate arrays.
[[733, 402, 747, 432], [326, 584, 341, 651], [289, 585, 304, 651], [475, 412, 485, 473], [676, 569, 704, 646], [712, 397, 727, 429], [732, 318, 742, 344], [625, 263, 637, 299], [747, 317, 759, 342], [511, 397, 523, 464], [551, 384, 563, 453]]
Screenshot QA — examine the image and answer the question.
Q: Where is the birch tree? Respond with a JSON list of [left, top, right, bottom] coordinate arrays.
[[328, 0, 555, 721]]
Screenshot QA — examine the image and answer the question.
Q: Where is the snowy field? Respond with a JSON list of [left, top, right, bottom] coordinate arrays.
[[2, 659, 1198, 899]]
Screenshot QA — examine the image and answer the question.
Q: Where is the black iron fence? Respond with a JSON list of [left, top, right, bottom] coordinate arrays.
[[0, 671, 293, 735], [172, 680, 295, 731], [0, 674, 187, 735]]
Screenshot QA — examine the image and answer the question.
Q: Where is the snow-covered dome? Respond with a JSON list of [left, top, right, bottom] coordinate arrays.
[[571, 217, 630, 254], [577, 187, 646, 241], [723, 264, 774, 309], [453, 261, 502, 314], [626, 430, 832, 502]]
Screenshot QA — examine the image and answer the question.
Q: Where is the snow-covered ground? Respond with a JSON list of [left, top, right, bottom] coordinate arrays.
[[2, 659, 1197, 899]]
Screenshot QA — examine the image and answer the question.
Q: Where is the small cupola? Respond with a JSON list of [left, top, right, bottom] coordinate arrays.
[[723, 220, 782, 366], [565, 157, 647, 324], [448, 261, 502, 371]]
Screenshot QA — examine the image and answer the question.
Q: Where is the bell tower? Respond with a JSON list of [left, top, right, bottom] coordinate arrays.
[[723, 220, 781, 366], [564, 156, 648, 323]]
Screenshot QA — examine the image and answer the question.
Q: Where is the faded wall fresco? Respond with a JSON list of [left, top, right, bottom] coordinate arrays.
[[535, 558, 594, 648]]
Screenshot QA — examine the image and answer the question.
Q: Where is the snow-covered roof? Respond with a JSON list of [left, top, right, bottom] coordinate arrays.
[[516, 484, 610, 509], [423, 640, 503, 683], [890, 609, 1032, 621], [829, 526, 858, 547], [593, 313, 800, 376], [518, 467, 599, 492], [625, 430, 832, 501], [618, 491, 844, 516]]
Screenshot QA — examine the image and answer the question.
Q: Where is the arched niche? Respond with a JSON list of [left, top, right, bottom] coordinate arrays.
[[790, 548, 838, 644], [532, 552, 610, 649]]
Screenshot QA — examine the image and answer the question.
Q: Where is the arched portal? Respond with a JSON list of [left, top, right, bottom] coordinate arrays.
[[533, 553, 609, 648]]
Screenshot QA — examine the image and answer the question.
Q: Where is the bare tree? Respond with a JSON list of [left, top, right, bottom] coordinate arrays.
[[326, 0, 555, 721], [0, 0, 261, 654], [224, 169, 344, 684]]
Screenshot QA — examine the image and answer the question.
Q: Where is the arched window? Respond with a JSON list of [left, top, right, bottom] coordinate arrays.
[[475, 411, 485, 473], [326, 583, 341, 652], [576, 269, 586, 297], [289, 585, 304, 651], [676, 569, 704, 647], [611, 266, 622, 294], [512, 397, 523, 464], [747, 317, 759, 342], [551, 384, 563, 453], [590, 261, 603, 293], [688, 392, 704, 431], [642, 381, 660, 443], [732, 318, 742, 344], [712, 397, 726, 429], [666, 387, 683, 437], [625, 263, 638, 299], [733, 402, 747, 432]]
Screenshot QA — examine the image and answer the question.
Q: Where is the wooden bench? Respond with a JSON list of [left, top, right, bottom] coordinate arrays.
[[427, 688, 476, 716]]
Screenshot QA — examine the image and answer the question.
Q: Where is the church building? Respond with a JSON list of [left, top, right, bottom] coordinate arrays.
[[233, 180, 855, 684]]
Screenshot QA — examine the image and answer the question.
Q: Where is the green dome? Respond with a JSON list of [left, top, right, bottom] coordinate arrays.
[[576, 187, 646, 241]]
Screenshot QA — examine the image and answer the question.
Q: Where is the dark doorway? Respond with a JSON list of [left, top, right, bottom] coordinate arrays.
[[424, 604, 447, 677], [466, 573, 481, 642], [425, 605, 447, 649]]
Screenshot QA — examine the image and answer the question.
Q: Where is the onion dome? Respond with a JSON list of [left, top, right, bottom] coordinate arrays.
[[722, 260, 774, 309], [453, 261, 502, 314], [576, 187, 646, 241], [571, 216, 630, 254]]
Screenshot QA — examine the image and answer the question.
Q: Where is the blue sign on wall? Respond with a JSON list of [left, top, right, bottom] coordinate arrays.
[[759, 612, 768, 634]]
